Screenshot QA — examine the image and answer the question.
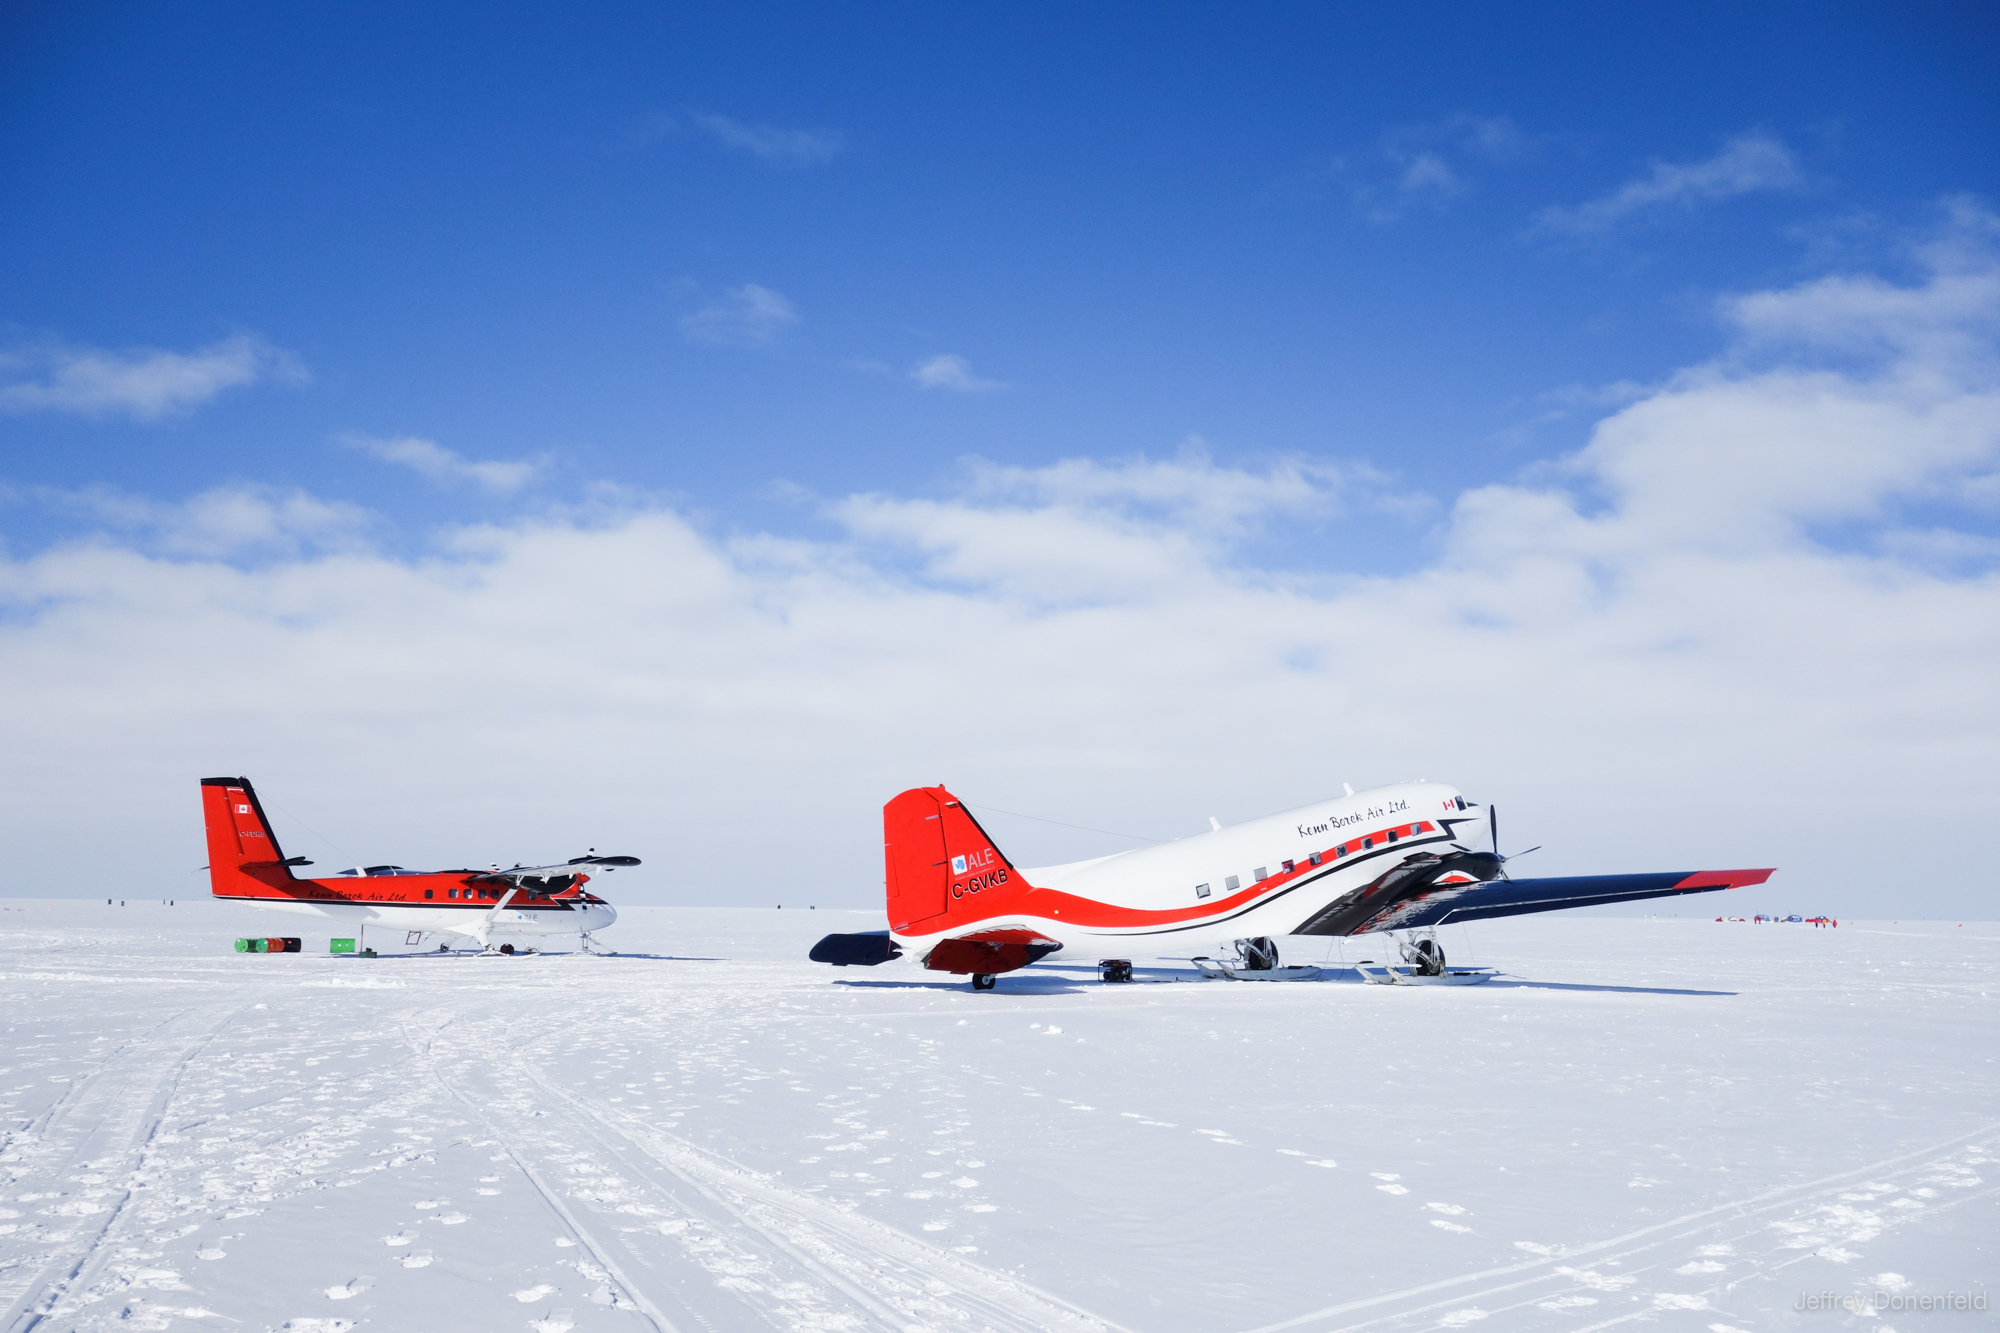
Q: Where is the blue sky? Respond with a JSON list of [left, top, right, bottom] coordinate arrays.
[[2, 3, 1998, 914], [5, 3, 1994, 548]]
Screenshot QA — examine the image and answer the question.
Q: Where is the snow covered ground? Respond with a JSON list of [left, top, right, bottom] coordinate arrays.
[[1, 902, 1994, 1333]]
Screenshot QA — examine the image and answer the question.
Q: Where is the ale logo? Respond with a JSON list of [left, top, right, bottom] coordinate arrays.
[[950, 855, 967, 874]]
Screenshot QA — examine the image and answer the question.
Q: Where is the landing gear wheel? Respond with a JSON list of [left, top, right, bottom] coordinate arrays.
[[499, 943, 516, 956], [1100, 959, 1133, 983], [971, 973, 997, 991], [1237, 937, 1280, 971], [1400, 934, 1446, 976]]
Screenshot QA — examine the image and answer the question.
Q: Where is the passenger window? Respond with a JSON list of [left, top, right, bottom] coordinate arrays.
[[1308, 852, 1322, 866], [1387, 830, 1399, 842], [1254, 867, 1268, 881], [1195, 883, 1212, 899], [1282, 860, 1295, 873], [1362, 838, 1373, 850], [1225, 875, 1241, 891], [423, 889, 434, 899]]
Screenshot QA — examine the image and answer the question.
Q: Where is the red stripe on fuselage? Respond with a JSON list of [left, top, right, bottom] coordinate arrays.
[[214, 871, 591, 908], [911, 819, 1452, 940]]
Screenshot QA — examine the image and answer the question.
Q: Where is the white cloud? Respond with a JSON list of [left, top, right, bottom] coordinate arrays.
[[679, 285, 801, 348], [35, 483, 371, 558], [1536, 132, 1802, 234], [342, 433, 545, 492], [1395, 152, 1462, 199], [911, 354, 1006, 393], [830, 452, 1357, 603], [1, 215, 1997, 919], [0, 333, 304, 421], [692, 113, 844, 165], [1350, 114, 1533, 221]]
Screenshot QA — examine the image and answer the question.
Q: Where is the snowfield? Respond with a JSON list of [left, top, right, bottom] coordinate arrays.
[[1, 903, 1994, 1333]]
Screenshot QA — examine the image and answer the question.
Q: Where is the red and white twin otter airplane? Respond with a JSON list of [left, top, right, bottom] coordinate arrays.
[[813, 781, 1775, 987], [201, 776, 633, 953]]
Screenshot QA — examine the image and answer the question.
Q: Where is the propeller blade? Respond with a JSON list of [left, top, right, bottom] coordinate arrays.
[[1489, 805, 1498, 856]]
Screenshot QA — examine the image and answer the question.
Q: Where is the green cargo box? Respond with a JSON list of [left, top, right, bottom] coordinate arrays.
[[329, 938, 357, 954], [234, 938, 268, 953]]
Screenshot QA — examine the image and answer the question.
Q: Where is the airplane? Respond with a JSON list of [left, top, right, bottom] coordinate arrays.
[[200, 776, 635, 954], [809, 780, 1774, 988]]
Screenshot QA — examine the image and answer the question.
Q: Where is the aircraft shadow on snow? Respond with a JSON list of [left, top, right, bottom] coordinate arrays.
[[833, 974, 1095, 995], [330, 950, 729, 963], [1040, 963, 1738, 996], [1478, 977, 1738, 997]]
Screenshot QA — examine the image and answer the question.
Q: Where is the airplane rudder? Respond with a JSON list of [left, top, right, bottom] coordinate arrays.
[[881, 785, 1023, 930], [933, 792, 1021, 921], [883, 786, 950, 931], [200, 776, 289, 896]]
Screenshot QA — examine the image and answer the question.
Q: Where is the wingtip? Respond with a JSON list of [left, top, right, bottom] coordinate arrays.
[[1679, 868, 1778, 890]]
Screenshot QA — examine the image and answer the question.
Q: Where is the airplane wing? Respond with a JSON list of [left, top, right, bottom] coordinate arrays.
[[1338, 868, 1775, 934], [470, 854, 640, 884]]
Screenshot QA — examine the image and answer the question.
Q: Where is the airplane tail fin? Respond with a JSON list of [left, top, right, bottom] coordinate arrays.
[[200, 777, 306, 900], [883, 785, 1023, 934]]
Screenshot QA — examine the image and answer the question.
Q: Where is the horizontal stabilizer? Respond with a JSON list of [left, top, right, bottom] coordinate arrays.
[[1364, 868, 1776, 932], [810, 932, 904, 967], [923, 930, 1061, 975]]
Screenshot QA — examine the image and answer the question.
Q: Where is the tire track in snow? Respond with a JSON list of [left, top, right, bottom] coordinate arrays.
[[404, 1004, 904, 1333], [422, 1004, 1127, 1333], [1241, 1123, 2000, 1333], [396, 1009, 684, 1333], [1, 1004, 236, 1333]]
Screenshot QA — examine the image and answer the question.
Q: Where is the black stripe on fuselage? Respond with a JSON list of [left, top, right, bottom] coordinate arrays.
[[1079, 829, 1463, 938]]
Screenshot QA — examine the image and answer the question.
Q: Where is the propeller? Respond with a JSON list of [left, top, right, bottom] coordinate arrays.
[[1489, 805, 1540, 871]]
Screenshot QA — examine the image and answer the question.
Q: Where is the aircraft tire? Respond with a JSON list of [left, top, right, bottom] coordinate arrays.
[[971, 973, 997, 991]]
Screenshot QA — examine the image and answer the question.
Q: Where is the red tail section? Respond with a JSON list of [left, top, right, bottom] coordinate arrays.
[[883, 785, 1027, 935], [201, 777, 301, 901]]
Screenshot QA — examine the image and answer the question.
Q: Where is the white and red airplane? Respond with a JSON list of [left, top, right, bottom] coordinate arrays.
[[811, 781, 1774, 987], [201, 776, 631, 953]]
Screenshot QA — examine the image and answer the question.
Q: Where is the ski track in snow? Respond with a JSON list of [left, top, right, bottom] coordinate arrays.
[[0, 905, 1994, 1333]]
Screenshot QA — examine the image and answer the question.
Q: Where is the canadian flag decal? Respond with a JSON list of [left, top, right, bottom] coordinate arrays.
[[951, 855, 967, 874]]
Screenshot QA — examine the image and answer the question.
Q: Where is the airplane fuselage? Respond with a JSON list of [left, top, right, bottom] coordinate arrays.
[[891, 781, 1479, 960], [224, 875, 618, 942]]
